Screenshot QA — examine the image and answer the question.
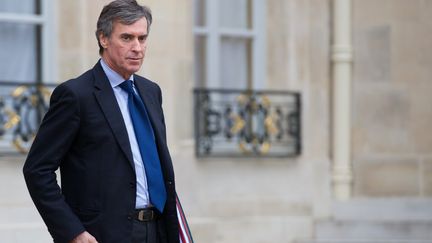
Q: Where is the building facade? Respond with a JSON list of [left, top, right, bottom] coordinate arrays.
[[0, 0, 431, 242]]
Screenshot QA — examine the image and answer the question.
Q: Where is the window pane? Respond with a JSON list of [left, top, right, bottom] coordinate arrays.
[[194, 36, 207, 87], [194, 0, 206, 27], [220, 37, 251, 89], [0, 0, 38, 14], [219, 0, 251, 29], [0, 22, 37, 82]]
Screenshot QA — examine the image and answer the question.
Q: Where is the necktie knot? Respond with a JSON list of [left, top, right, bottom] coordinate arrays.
[[119, 80, 134, 95]]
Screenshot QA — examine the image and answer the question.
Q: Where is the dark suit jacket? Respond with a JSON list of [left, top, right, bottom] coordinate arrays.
[[23, 61, 179, 243]]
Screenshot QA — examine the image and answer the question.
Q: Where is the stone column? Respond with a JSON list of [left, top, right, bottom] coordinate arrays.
[[331, 0, 353, 200]]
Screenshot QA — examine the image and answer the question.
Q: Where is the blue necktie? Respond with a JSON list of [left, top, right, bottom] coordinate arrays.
[[119, 80, 166, 213]]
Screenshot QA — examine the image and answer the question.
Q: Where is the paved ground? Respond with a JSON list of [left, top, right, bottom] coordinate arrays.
[[0, 155, 51, 242]]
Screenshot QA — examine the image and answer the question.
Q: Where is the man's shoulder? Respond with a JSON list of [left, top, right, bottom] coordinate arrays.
[[57, 66, 96, 91], [50, 68, 97, 101], [134, 74, 160, 90]]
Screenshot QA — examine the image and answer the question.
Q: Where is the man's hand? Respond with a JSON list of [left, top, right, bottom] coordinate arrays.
[[70, 231, 98, 243]]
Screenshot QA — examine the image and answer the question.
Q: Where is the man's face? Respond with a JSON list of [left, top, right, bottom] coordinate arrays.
[[99, 17, 148, 79]]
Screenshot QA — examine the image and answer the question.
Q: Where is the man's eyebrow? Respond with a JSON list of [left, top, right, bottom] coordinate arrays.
[[119, 33, 147, 37]]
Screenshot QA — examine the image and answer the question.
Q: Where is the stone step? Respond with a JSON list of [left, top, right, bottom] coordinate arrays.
[[315, 220, 432, 240], [332, 198, 432, 221], [297, 239, 432, 243], [302, 199, 432, 243]]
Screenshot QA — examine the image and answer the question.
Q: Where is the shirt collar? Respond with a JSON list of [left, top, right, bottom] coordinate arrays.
[[100, 58, 135, 88]]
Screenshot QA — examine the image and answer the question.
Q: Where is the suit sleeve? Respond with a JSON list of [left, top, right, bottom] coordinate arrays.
[[155, 83, 180, 243], [23, 83, 85, 243], [155, 84, 167, 141]]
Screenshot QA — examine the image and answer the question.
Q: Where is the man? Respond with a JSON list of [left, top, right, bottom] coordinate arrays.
[[23, 1, 179, 242]]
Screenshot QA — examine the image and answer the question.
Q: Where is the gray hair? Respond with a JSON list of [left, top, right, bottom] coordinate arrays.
[[95, 0, 152, 55]]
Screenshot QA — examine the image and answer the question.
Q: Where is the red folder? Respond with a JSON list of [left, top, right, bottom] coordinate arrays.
[[176, 194, 194, 243]]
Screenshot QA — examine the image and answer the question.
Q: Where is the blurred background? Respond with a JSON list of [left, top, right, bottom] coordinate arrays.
[[1, 0, 432, 242]]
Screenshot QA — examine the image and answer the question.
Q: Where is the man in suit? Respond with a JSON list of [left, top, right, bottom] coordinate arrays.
[[23, 1, 179, 242]]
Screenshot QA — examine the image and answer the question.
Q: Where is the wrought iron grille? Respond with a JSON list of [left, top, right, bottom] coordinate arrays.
[[194, 89, 301, 157], [0, 82, 55, 153]]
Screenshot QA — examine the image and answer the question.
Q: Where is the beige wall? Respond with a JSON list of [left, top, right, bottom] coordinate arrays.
[[352, 0, 432, 197]]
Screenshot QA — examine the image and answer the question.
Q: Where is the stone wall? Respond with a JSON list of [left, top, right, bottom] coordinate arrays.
[[352, 0, 432, 197]]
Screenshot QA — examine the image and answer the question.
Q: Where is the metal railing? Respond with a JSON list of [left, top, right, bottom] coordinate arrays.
[[0, 81, 56, 154], [194, 88, 301, 157], [1, 84, 302, 157]]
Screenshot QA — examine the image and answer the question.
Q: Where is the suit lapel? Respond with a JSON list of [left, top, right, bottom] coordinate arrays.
[[92, 62, 134, 169], [134, 78, 163, 144]]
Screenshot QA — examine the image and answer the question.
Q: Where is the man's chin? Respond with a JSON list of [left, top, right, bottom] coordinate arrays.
[[127, 65, 142, 74]]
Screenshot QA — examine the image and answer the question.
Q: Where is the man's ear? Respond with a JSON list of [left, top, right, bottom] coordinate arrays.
[[99, 33, 109, 49]]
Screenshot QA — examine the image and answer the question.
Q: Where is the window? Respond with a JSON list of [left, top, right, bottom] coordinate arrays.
[[194, 0, 266, 90], [0, 0, 55, 152], [0, 0, 55, 84]]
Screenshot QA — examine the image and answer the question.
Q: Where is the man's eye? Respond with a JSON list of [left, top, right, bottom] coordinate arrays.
[[122, 36, 131, 41]]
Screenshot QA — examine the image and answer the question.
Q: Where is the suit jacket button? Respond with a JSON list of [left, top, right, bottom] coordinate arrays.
[[129, 182, 135, 188]]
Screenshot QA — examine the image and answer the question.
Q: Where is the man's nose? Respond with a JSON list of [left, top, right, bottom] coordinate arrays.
[[131, 39, 143, 52]]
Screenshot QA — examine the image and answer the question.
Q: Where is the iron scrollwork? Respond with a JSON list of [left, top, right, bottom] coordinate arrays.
[[0, 82, 53, 153], [194, 89, 301, 157]]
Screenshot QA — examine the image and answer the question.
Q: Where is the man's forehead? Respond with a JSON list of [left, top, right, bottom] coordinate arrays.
[[112, 18, 148, 33]]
